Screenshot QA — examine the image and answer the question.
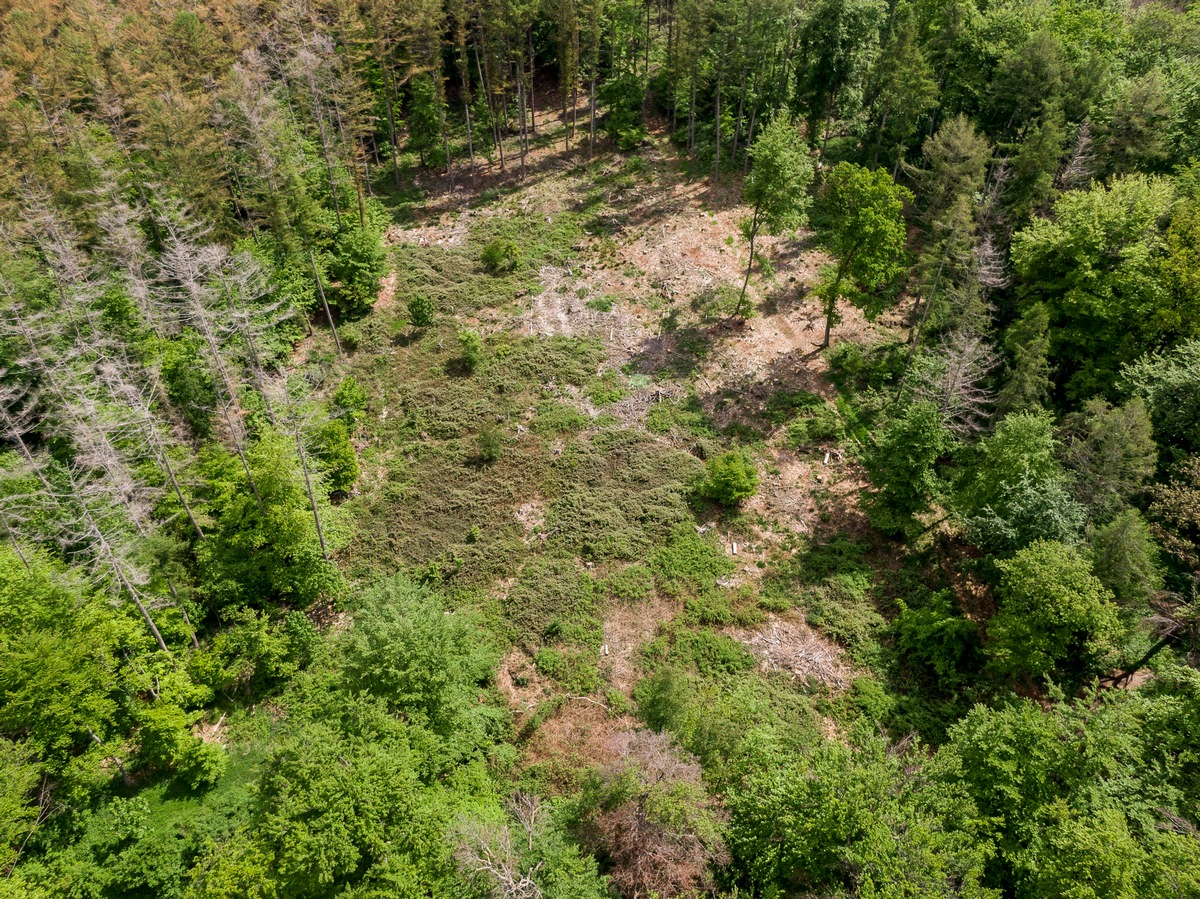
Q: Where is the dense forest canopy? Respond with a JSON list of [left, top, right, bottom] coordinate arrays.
[[1, 0, 1199, 895]]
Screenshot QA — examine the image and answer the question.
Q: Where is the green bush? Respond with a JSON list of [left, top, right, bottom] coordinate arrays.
[[329, 222, 387, 316], [804, 572, 885, 666], [644, 623, 754, 677], [477, 426, 504, 464], [787, 404, 844, 447], [457, 330, 484, 371], [701, 450, 759, 506], [331, 377, 369, 430], [603, 563, 655, 603], [312, 419, 359, 493], [532, 399, 589, 434], [650, 525, 734, 596], [534, 646, 603, 693], [407, 293, 435, 328], [481, 238, 522, 274]]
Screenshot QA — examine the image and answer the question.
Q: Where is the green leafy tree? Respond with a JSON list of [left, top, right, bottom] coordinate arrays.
[[1061, 397, 1157, 520], [1090, 510, 1163, 608], [480, 239, 522, 274], [959, 410, 1082, 553], [196, 431, 344, 610], [736, 116, 814, 316], [328, 220, 387, 316], [457, 329, 484, 371], [795, 0, 888, 156], [1149, 456, 1200, 575], [407, 292, 435, 328], [728, 732, 995, 897], [311, 420, 359, 494], [867, 2, 938, 170], [1011, 174, 1182, 399], [340, 576, 501, 751], [0, 738, 38, 875], [987, 540, 1121, 686], [1095, 70, 1172, 176], [1123, 338, 1200, 464], [996, 303, 1053, 415], [331, 376, 368, 430], [700, 450, 759, 506], [817, 162, 911, 347], [863, 400, 954, 535]]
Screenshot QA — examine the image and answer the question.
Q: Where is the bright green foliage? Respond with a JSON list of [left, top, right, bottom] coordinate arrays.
[[1012, 175, 1187, 399], [863, 400, 953, 535], [960, 410, 1085, 553], [328, 220, 387, 316], [254, 717, 450, 896], [196, 431, 344, 609], [1090, 510, 1163, 607], [743, 118, 814, 233], [341, 576, 502, 752], [0, 738, 39, 872], [700, 450, 758, 506], [330, 376, 369, 430], [0, 548, 125, 774], [940, 689, 1200, 897], [136, 703, 226, 789], [728, 733, 996, 898], [737, 116, 815, 314], [457, 329, 484, 371], [1123, 337, 1200, 462], [311, 419, 359, 493], [480, 239, 522, 274], [406, 292, 435, 328], [817, 162, 912, 347], [650, 526, 735, 597], [476, 425, 504, 464], [988, 540, 1121, 686], [193, 607, 317, 697]]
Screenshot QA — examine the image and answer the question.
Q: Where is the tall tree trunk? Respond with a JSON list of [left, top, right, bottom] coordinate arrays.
[[736, 207, 760, 317], [308, 248, 342, 355]]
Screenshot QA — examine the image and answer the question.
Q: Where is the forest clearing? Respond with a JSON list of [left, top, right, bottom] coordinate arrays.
[[1, 0, 1200, 897]]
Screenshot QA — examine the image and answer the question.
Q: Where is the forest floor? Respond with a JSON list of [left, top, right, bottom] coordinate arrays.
[[324, 94, 904, 784]]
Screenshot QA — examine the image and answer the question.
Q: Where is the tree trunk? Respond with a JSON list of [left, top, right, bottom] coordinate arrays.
[[821, 267, 847, 348], [288, 404, 329, 560], [736, 208, 760, 316], [308, 248, 342, 354]]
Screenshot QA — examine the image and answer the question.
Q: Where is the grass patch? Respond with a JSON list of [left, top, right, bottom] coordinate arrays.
[[546, 430, 703, 561]]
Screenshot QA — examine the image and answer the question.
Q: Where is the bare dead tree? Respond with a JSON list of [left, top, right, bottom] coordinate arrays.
[[582, 730, 729, 898], [454, 792, 549, 899], [1057, 120, 1095, 191], [154, 205, 267, 513], [455, 821, 544, 899], [912, 329, 998, 436], [0, 384, 170, 653]]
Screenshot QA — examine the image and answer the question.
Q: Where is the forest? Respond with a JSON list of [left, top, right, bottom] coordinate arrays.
[[0, 0, 1199, 895]]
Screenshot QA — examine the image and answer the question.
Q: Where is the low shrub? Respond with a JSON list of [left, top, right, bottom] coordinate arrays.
[[700, 450, 759, 506], [481, 238, 522, 274]]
